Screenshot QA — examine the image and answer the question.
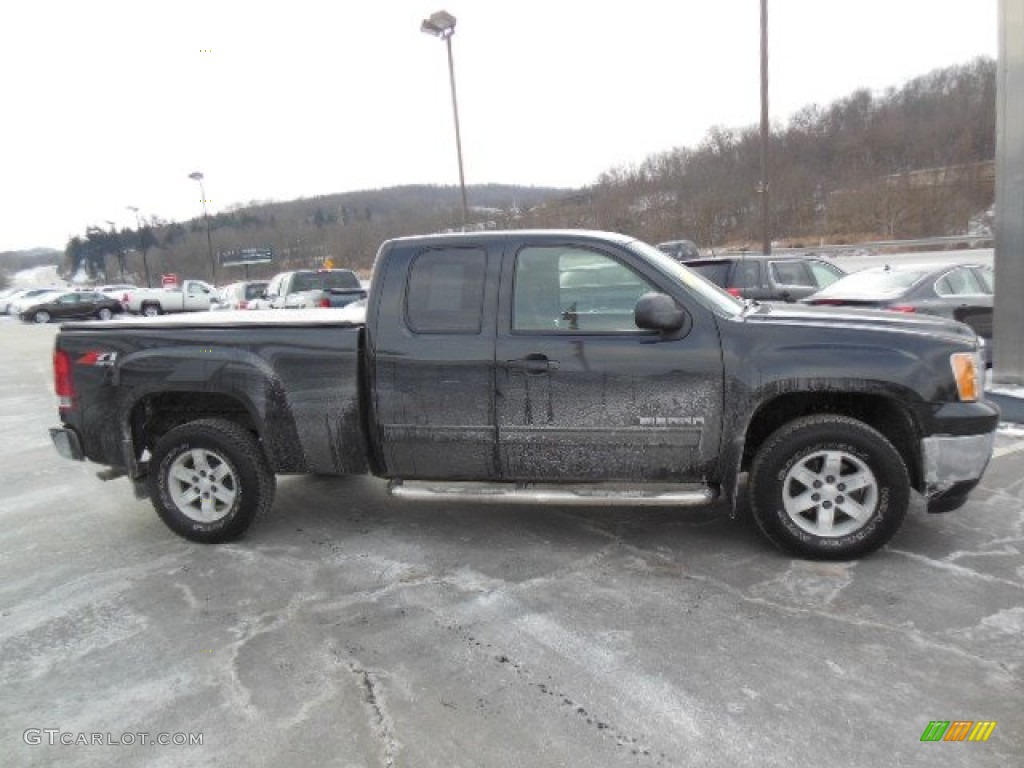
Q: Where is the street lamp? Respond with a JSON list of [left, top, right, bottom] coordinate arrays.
[[188, 171, 217, 282], [420, 9, 469, 229]]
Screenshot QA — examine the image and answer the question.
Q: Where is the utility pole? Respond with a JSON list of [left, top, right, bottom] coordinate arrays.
[[759, 0, 771, 255]]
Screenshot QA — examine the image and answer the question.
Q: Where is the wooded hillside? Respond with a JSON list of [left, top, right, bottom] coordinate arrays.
[[61, 57, 996, 285], [524, 57, 996, 249]]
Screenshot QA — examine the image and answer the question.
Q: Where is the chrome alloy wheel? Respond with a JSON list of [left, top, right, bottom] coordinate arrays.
[[781, 450, 879, 537], [167, 448, 239, 522]]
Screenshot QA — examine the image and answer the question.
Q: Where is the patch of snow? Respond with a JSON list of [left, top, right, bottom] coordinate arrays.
[[11, 265, 65, 288]]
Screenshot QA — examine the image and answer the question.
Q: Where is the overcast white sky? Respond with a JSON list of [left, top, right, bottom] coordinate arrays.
[[0, 0, 997, 252]]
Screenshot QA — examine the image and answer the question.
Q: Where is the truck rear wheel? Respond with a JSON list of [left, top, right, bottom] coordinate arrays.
[[142, 303, 161, 317], [148, 419, 275, 543], [749, 415, 909, 559]]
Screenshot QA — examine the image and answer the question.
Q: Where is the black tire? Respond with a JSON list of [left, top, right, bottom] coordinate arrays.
[[148, 419, 275, 543], [33, 310, 50, 324], [142, 303, 162, 317], [97, 307, 113, 320], [749, 414, 909, 559]]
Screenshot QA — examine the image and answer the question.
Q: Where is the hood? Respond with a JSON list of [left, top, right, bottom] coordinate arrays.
[[740, 301, 977, 345]]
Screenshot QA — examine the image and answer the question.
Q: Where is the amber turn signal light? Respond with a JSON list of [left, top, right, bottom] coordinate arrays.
[[950, 352, 981, 402]]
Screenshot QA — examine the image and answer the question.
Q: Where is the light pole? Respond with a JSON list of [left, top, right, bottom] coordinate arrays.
[[421, 9, 469, 229], [759, 0, 771, 255], [127, 205, 152, 288], [189, 171, 217, 282]]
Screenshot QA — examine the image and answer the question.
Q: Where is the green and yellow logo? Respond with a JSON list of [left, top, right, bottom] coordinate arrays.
[[920, 721, 997, 742]]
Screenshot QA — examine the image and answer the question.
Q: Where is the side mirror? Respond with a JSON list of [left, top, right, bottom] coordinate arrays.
[[635, 292, 685, 333]]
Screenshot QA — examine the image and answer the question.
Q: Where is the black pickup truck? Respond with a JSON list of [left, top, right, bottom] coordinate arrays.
[[49, 230, 998, 558]]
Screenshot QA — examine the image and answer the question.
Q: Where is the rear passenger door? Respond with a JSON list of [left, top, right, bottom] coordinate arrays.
[[731, 259, 766, 300], [767, 260, 818, 301], [369, 242, 502, 480]]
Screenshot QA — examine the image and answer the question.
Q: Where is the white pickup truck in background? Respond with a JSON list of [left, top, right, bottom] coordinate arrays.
[[262, 268, 367, 309], [121, 280, 217, 316]]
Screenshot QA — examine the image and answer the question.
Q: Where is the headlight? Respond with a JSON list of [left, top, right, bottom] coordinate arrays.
[[950, 352, 983, 402]]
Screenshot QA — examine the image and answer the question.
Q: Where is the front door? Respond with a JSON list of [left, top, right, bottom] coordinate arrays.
[[495, 240, 723, 483]]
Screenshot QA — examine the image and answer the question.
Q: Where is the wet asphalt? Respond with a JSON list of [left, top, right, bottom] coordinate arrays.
[[0, 319, 1021, 767]]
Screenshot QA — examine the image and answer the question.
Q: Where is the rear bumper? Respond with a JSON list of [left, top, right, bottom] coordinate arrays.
[[50, 427, 85, 461]]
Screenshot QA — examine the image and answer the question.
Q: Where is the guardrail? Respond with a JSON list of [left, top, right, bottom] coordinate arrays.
[[769, 234, 994, 255]]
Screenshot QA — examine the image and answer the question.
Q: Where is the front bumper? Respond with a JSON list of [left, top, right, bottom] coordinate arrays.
[[50, 427, 85, 461], [921, 431, 996, 499]]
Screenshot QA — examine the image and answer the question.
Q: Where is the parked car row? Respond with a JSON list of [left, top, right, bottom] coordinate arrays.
[[2, 251, 992, 349], [110, 269, 366, 317], [678, 251, 994, 362]]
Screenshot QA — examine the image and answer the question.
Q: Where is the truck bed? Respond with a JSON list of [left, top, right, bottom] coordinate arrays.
[[57, 309, 370, 477]]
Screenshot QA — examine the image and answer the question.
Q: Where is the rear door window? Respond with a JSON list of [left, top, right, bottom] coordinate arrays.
[[733, 260, 762, 290], [770, 260, 814, 287], [686, 262, 731, 288], [935, 267, 983, 296], [807, 260, 844, 288], [406, 247, 486, 334]]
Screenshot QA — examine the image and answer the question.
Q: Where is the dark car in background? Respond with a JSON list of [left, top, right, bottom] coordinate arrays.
[[18, 290, 124, 323], [683, 254, 846, 302], [802, 262, 994, 358], [656, 239, 701, 261]]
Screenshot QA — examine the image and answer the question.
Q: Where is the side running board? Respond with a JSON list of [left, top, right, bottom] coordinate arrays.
[[388, 480, 716, 507]]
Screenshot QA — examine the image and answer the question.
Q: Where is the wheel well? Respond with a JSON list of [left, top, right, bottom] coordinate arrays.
[[740, 393, 921, 489], [132, 392, 257, 456]]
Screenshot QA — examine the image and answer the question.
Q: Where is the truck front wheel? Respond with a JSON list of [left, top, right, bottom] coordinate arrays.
[[148, 419, 275, 543], [749, 415, 909, 559]]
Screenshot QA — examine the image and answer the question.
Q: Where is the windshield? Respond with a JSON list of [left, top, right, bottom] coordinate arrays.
[[626, 240, 743, 317], [292, 270, 360, 292]]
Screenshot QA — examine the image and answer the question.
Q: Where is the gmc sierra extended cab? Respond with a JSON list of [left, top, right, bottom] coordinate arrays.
[[49, 230, 998, 558]]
